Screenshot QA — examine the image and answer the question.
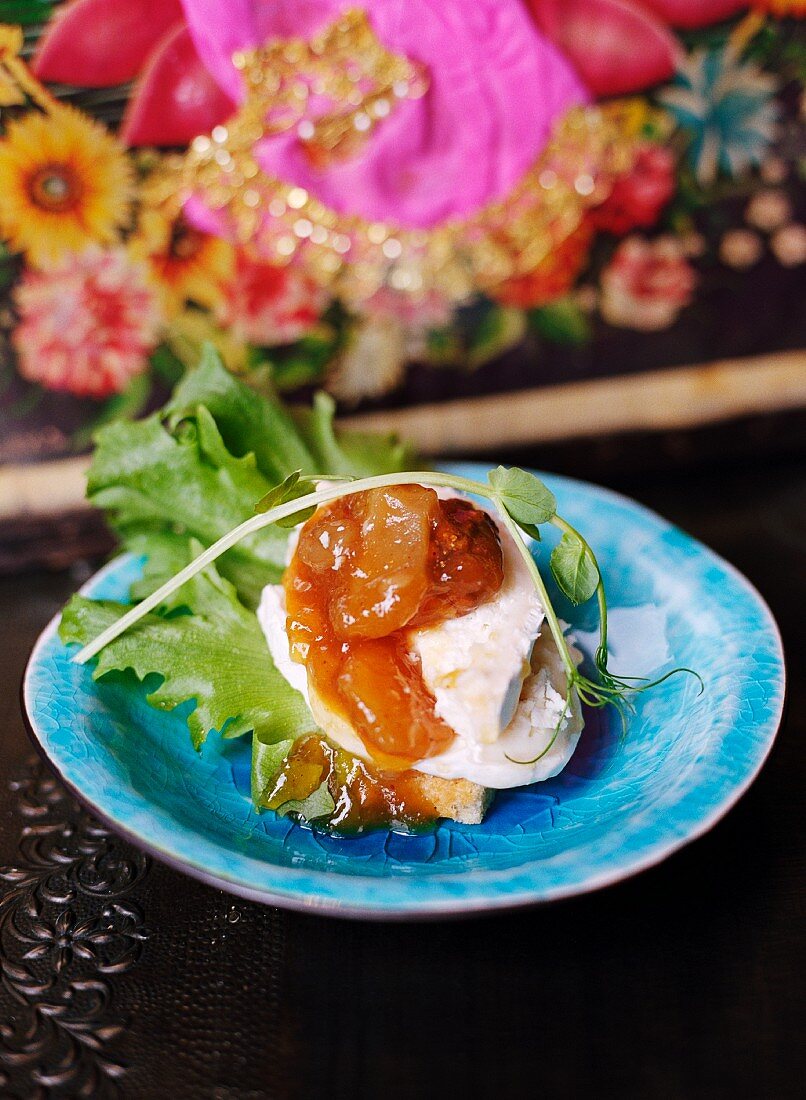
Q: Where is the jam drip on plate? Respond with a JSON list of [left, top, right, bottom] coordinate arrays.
[[283, 485, 504, 769], [263, 735, 442, 834]]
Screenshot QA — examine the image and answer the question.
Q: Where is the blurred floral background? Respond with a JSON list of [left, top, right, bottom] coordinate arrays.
[[0, 0, 804, 464]]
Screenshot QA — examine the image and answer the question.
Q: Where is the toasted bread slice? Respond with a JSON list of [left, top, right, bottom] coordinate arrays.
[[407, 772, 493, 825]]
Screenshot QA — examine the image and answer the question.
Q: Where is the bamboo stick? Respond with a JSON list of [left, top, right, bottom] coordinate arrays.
[[340, 349, 806, 454]]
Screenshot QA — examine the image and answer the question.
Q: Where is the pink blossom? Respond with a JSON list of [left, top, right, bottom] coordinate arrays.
[[13, 247, 160, 398], [526, 1, 747, 97], [600, 236, 696, 331], [182, 0, 586, 230], [362, 287, 453, 330], [33, 0, 233, 147], [592, 144, 676, 235], [216, 253, 327, 345]]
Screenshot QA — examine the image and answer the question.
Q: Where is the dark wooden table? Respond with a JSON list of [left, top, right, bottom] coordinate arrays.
[[1, 435, 804, 1100]]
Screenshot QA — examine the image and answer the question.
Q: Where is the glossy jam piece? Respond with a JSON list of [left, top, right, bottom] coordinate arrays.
[[263, 736, 328, 807], [414, 497, 507, 627], [339, 638, 454, 763], [296, 485, 437, 639], [284, 485, 504, 767], [263, 735, 440, 834]]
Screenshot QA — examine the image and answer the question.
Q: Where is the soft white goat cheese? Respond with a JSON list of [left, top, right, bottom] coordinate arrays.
[[409, 518, 544, 746]]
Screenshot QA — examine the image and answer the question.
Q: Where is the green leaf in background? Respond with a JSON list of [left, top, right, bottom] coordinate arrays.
[[550, 532, 600, 606], [149, 343, 185, 388], [488, 466, 557, 527], [424, 324, 462, 365], [265, 326, 339, 392], [59, 559, 316, 752], [293, 391, 413, 477], [529, 298, 591, 345], [466, 304, 527, 369], [87, 402, 287, 608], [0, 242, 18, 293]]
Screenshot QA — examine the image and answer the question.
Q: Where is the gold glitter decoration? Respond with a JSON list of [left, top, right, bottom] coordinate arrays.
[[167, 8, 638, 306]]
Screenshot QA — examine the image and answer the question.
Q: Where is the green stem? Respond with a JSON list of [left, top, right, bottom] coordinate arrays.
[[493, 501, 578, 685]]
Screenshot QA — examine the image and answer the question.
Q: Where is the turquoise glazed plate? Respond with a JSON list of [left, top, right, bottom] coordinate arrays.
[[23, 465, 785, 919]]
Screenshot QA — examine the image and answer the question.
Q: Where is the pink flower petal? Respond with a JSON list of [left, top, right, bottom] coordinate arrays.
[[179, 0, 260, 103], [179, 0, 334, 103], [33, 0, 185, 87], [13, 247, 159, 399], [183, 1, 587, 230], [121, 23, 235, 147], [526, 0, 681, 97]]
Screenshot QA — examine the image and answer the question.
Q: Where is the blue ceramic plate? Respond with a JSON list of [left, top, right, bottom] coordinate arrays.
[[23, 464, 785, 919]]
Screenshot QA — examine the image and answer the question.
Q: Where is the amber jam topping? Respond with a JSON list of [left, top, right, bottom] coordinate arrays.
[[263, 735, 442, 833], [283, 485, 504, 769]]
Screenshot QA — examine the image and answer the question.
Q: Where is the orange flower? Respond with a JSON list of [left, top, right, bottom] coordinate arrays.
[[131, 206, 234, 318], [491, 220, 594, 309]]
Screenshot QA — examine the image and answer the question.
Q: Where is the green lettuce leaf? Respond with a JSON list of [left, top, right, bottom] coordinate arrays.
[[59, 557, 316, 752], [163, 344, 317, 483], [251, 737, 296, 807], [164, 346, 413, 481], [88, 403, 286, 608], [71, 346, 416, 807], [275, 781, 336, 821], [293, 392, 414, 477], [87, 349, 412, 608]]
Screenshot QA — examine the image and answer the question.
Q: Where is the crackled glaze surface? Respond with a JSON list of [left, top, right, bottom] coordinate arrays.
[[23, 465, 785, 918]]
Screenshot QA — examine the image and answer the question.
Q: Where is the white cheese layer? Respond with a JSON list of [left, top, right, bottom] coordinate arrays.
[[257, 493, 583, 789], [409, 517, 544, 745]]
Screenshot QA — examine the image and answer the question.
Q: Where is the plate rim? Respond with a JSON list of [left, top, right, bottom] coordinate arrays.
[[21, 466, 787, 920]]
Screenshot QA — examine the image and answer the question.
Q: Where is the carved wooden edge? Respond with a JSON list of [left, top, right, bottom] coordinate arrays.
[[0, 757, 150, 1097], [1, 349, 804, 522]]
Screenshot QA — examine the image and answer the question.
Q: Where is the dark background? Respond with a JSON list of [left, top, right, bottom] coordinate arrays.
[[1, 420, 804, 1099]]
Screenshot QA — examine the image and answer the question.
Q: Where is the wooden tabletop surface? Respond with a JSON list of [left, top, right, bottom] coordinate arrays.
[[1, 439, 803, 1100]]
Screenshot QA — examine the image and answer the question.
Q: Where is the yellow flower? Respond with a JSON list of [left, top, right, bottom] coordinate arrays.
[[130, 205, 234, 318], [603, 98, 674, 142], [0, 104, 134, 268]]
